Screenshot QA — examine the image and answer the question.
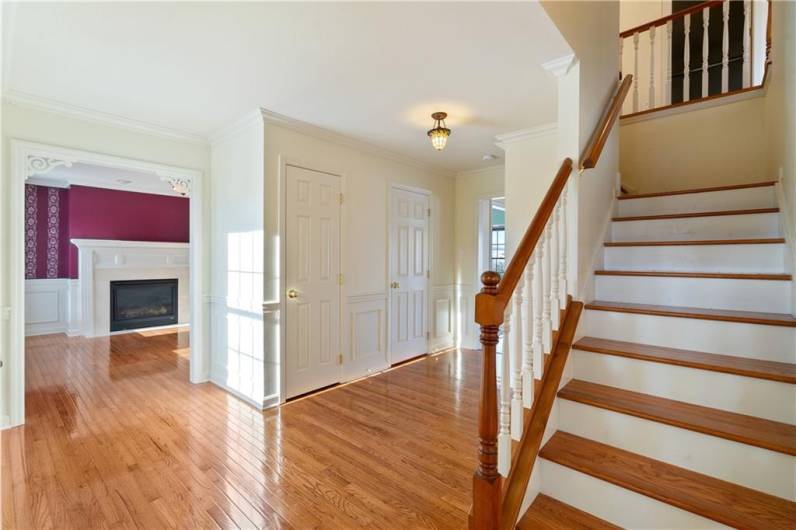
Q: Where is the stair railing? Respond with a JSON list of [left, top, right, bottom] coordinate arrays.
[[470, 74, 632, 530], [620, 0, 771, 117]]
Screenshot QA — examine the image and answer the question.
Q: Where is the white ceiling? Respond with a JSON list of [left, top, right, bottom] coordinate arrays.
[[3, 2, 571, 173], [31, 162, 181, 197]]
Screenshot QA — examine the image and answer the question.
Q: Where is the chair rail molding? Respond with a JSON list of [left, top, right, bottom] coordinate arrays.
[[5, 139, 207, 430]]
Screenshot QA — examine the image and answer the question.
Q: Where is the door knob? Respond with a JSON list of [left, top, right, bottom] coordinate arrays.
[[287, 289, 299, 299], [390, 281, 400, 289]]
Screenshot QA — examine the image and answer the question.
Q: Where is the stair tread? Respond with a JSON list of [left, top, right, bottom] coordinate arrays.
[[617, 181, 776, 200], [613, 207, 780, 222], [558, 379, 796, 455], [540, 431, 796, 529], [574, 336, 796, 384], [605, 238, 785, 247], [585, 300, 796, 327], [595, 270, 792, 280], [517, 494, 620, 530]]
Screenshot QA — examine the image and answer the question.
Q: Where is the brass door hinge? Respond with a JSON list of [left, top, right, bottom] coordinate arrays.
[[338, 273, 344, 285], [426, 331, 430, 340], [427, 208, 431, 217], [338, 354, 343, 365]]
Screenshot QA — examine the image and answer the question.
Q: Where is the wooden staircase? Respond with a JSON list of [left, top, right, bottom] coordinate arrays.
[[534, 180, 796, 528]]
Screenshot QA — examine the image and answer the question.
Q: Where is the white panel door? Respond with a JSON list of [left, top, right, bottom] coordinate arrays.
[[285, 165, 341, 398], [389, 187, 429, 364]]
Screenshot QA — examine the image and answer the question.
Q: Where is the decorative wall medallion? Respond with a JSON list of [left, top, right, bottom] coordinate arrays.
[[26, 156, 74, 177], [160, 176, 191, 197]]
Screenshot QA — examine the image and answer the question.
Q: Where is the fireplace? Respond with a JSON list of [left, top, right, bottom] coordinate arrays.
[[110, 279, 178, 332]]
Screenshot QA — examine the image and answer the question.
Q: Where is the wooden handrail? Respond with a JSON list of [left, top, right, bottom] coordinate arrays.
[[471, 69, 633, 530], [619, 0, 722, 39], [580, 75, 633, 170]]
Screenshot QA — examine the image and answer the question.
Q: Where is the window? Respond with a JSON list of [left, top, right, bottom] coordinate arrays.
[[490, 198, 506, 275]]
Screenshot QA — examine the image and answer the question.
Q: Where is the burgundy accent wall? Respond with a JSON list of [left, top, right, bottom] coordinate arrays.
[[67, 186, 189, 278]]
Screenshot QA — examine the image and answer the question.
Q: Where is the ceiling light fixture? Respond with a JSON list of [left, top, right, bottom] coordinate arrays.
[[427, 112, 451, 151]]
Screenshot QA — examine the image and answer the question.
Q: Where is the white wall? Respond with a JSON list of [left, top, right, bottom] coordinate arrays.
[[764, 0, 796, 313], [454, 165, 504, 349], [620, 95, 769, 193], [208, 109, 456, 408], [502, 129, 560, 258], [209, 113, 267, 408], [542, 0, 621, 298], [0, 102, 210, 427]]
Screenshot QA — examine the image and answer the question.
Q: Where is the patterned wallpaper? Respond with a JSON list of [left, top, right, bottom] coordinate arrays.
[[25, 184, 69, 279]]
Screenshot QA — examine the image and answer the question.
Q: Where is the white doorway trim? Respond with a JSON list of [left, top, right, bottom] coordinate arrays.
[[387, 183, 432, 365], [6, 139, 206, 429], [277, 156, 347, 404]]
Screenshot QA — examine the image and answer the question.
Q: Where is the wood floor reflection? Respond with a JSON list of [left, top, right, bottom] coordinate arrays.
[[2, 330, 479, 529]]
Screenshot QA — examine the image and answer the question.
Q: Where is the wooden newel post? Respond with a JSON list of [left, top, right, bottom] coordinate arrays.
[[472, 271, 502, 530]]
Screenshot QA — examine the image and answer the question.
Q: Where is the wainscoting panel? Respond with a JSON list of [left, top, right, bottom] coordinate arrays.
[[457, 283, 480, 350], [25, 279, 69, 336], [208, 294, 266, 409], [343, 292, 388, 381], [429, 285, 455, 353]]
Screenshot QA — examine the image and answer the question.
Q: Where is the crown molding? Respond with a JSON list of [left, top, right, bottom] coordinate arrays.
[[260, 107, 454, 177], [2, 90, 208, 145], [208, 108, 265, 145], [210, 107, 453, 177], [455, 165, 504, 179], [494, 122, 557, 148], [542, 53, 578, 78]]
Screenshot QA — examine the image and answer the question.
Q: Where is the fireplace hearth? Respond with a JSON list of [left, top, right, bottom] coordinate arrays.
[[110, 279, 178, 332]]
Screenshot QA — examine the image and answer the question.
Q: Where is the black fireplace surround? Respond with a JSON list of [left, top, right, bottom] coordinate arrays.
[[110, 279, 178, 332]]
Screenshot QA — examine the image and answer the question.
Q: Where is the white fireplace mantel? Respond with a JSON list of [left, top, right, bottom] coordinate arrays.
[[71, 239, 190, 337]]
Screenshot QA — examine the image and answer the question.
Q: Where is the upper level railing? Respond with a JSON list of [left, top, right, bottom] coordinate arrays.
[[469, 74, 633, 530], [620, 0, 771, 118]]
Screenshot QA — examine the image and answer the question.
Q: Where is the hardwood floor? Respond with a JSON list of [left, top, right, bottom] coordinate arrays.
[[2, 330, 480, 529]]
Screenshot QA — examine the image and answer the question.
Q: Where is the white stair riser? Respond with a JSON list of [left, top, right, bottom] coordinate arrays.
[[611, 213, 781, 241], [594, 276, 791, 313], [571, 350, 796, 423], [558, 400, 796, 500], [604, 243, 787, 273], [617, 186, 776, 217], [540, 460, 728, 529], [582, 309, 796, 363]]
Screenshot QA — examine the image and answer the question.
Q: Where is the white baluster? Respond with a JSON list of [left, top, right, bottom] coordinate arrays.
[[684, 13, 691, 102], [702, 6, 710, 98], [549, 207, 560, 331], [648, 25, 656, 109], [632, 31, 640, 112], [742, 0, 751, 88], [522, 263, 534, 408], [541, 224, 552, 355], [722, 0, 730, 93], [557, 186, 568, 309], [498, 303, 511, 477], [532, 250, 544, 381], [511, 282, 523, 440], [665, 20, 673, 105]]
